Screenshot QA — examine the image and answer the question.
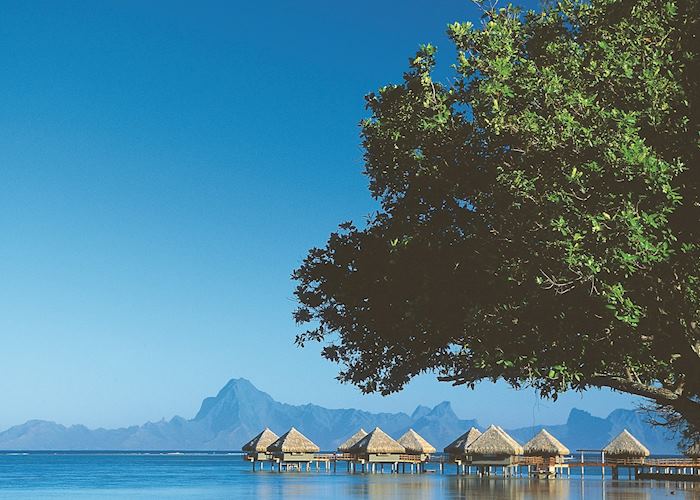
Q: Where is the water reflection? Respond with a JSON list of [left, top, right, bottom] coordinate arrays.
[[1, 454, 699, 499], [245, 474, 700, 499], [341, 476, 699, 500]]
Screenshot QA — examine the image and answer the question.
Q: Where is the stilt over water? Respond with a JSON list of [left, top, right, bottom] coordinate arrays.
[[523, 429, 570, 477], [240, 425, 700, 481]]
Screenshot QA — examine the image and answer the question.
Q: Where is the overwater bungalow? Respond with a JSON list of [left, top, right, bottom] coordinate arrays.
[[444, 427, 482, 468], [337, 428, 368, 455], [467, 425, 524, 476], [267, 427, 320, 470], [397, 429, 436, 461], [242, 427, 279, 468], [347, 427, 405, 472], [445, 427, 482, 473], [603, 429, 650, 464], [523, 429, 570, 477]]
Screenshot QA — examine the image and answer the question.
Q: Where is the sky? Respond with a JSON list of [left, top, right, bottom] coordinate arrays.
[[0, 0, 637, 431]]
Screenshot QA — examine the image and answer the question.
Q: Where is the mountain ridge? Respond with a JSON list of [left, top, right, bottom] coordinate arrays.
[[0, 378, 680, 453]]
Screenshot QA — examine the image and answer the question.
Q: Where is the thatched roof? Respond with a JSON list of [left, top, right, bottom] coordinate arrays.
[[523, 429, 570, 456], [496, 426, 523, 451], [467, 425, 524, 456], [267, 427, 320, 453], [348, 427, 405, 454], [242, 427, 279, 452], [603, 429, 650, 457], [444, 427, 482, 454], [686, 442, 700, 458], [397, 429, 436, 454], [337, 428, 368, 452]]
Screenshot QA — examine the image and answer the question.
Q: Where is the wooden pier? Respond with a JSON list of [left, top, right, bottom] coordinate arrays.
[[243, 426, 699, 482], [246, 452, 700, 481], [568, 451, 700, 480]]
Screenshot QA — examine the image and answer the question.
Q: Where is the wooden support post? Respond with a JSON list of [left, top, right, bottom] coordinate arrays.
[[601, 451, 605, 479]]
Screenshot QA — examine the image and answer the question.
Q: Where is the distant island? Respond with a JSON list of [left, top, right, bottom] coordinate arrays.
[[0, 378, 680, 453]]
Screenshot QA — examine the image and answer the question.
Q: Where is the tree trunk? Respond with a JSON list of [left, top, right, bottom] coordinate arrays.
[[590, 375, 700, 432]]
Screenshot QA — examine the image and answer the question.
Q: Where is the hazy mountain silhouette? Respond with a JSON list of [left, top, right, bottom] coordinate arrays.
[[508, 408, 679, 454], [0, 378, 680, 453]]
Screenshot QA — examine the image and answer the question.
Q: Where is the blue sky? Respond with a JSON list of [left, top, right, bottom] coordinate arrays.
[[0, 0, 636, 430]]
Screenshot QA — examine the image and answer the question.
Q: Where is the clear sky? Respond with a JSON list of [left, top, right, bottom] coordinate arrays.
[[0, 0, 637, 431]]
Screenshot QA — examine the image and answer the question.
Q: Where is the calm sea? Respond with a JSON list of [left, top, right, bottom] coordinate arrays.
[[0, 452, 698, 499]]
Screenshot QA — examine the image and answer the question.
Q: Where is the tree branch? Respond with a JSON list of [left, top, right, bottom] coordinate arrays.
[[590, 374, 700, 431], [590, 374, 680, 402]]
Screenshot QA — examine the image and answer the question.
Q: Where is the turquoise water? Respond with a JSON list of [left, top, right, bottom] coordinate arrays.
[[0, 453, 698, 499]]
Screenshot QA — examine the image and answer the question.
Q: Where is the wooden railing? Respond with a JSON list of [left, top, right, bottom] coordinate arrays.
[[645, 458, 700, 467], [603, 458, 645, 466]]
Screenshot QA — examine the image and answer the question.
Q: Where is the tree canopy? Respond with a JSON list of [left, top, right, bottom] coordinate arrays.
[[293, 0, 699, 440]]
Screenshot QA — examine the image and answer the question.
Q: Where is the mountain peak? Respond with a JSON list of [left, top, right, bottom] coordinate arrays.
[[411, 405, 432, 420], [219, 377, 255, 393], [427, 401, 456, 418], [194, 378, 273, 421], [566, 408, 593, 425]]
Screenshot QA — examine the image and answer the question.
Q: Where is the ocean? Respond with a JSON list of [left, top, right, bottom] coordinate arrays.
[[0, 452, 698, 499]]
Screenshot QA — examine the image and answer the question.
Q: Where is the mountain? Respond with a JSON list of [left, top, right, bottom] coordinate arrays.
[[508, 408, 680, 455], [0, 378, 681, 453]]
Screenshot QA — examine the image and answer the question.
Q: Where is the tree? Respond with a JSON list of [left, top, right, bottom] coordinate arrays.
[[292, 0, 700, 442]]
